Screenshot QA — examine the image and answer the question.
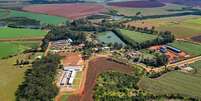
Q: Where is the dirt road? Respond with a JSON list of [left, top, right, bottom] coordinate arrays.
[[167, 55, 201, 67], [139, 55, 201, 73]]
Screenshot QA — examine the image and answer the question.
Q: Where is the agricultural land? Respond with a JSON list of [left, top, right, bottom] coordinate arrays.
[[138, 60, 201, 99], [125, 15, 201, 39], [119, 29, 157, 43], [0, 9, 67, 25], [1, 0, 201, 101], [0, 27, 47, 39]]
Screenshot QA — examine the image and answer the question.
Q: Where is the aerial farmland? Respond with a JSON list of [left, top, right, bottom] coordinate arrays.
[[1, 0, 201, 101]]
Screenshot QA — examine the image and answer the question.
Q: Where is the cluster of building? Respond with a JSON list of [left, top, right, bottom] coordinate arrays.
[[149, 45, 189, 63], [49, 39, 85, 56], [49, 39, 73, 54], [60, 69, 77, 87], [58, 52, 84, 90], [47, 39, 85, 91]]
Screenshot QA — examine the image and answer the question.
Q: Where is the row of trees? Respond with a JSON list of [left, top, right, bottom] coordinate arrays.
[[15, 55, 61, 101], [16, 59, 30, 65], [69, 19, 109, 32], [0, 17, 41, 29], [121, 24, 157, 35]]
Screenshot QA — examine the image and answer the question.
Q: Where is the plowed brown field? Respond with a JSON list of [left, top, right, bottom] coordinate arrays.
[[67, 57, 133, 101], [22, 3, 106, 20]]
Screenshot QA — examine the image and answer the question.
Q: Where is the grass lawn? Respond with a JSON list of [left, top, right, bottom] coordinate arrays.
[[186, 17, 201, 25], [97, 31, 126, 45], [138, 60, 201, 99], [0, 54, 31, 100], [0, 27, 47, 39], [0, 41, 40, 58], [120, 29, 157, 43], [169, 40, 201, 56], [190, 60, 201, 77], [60, 93, 71, 101], [0, 9, 67, 25], [72, 71, 82, 89]]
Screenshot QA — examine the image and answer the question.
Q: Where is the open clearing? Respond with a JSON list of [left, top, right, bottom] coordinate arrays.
[[0, 27, 47, 39], [0, 55, 29, 101], [0, 41, 40, 58], [0, 52, 43, 101], [111, 3, 189, 16], [125, 15, 201, 39], [120, 29, 157, 43], [169, 40, 201, 56], [0, 9, 67, 25], [22, 3, 106, 20], [97, 31, 125, 45], [68, 57, 133, 101]]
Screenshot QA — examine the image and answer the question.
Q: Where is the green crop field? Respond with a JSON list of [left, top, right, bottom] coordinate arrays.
[[0, 9, 67, 25], [0, 52, 43, 100], [0, 41, 40, 58], [60, 93, 71, 101], [72, 71, 82, 89], [190, 60, 201, 77], [185, 17, 201, 25], [97, 31, 126, 45], [0, 56, 29, 100], [0, 27, 47, 39], [125, 15, 201, 39], [169, 41, 201, 56], [138, 61, 201, 99], [112, 3, 189, 16], [120, 29, 157, 43], [158, 18, 201, 38]]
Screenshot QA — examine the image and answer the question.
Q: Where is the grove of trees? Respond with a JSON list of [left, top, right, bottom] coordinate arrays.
[[15, 55, 61, 101]]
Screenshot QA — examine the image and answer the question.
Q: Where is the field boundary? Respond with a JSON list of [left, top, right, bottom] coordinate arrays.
[[0, 37, 43, 42]]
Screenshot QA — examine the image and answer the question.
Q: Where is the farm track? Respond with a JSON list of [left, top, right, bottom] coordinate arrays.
[[67, 57, 133, 101], [0, 37, 43, 42], [139, 55, 201, 73]]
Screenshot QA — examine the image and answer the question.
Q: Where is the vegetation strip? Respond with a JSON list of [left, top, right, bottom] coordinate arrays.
[[15, 55, 61, 100]]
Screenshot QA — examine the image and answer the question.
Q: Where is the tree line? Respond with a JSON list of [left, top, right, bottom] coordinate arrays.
[[15, 55, 61, 101], [0, 17, 41, 29], [112, 29, 175, 50]]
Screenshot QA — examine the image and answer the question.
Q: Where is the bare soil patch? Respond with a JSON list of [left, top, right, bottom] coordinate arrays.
[[22, 3, 106, 20], [67, 57, 133, 101]]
